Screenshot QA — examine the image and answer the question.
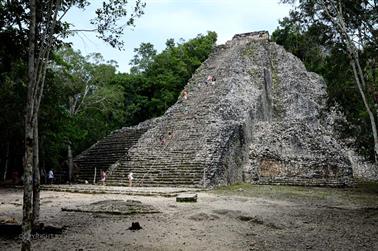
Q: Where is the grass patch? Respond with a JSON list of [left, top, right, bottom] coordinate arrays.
[[353, 181, 378, 194], [213, 183, 378, 207], [214, 183, 329, 200]]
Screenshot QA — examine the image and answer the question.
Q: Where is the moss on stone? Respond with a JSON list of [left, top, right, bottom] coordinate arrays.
[[248, 68, 258, 78], [242, 43, 257, 58], [268, 46, 284, 119]]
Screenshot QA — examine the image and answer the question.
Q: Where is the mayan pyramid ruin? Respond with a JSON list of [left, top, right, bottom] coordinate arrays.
[[74, 31, 364, 187]]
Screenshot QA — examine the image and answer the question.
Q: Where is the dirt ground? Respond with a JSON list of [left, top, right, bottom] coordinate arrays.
[[0, 183, 377, 251]]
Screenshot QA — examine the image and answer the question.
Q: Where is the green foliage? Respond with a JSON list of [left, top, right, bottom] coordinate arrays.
[[272, 17, 330, 74], [118, 31, 217, 126], [89, 0, 146, 49], [272, 2, 378, 160], [0, 0, 147, 180], [48, 47, 126, 158], [129, 42, 157, 74], [0, 29, 216, 177], [213, 183, 378, 206]]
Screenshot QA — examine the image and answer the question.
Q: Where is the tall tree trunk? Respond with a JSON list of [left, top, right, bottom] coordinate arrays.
[[22, 121, 34, 251], [67, 142, 73, 183], [351, 60, 378, 162], [32, 119, 40, 226], [3, 141, 9, 181], [320, 0, 378, 162], [22, 0, 36, 249]]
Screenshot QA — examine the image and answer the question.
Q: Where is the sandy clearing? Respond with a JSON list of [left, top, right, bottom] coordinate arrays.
[[0, 186, 377, 251]]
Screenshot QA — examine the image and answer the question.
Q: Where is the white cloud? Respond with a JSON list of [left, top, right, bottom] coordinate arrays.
[[65, 0, 292, 72]]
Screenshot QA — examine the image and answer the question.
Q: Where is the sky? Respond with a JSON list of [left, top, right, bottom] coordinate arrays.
[[64, 0, 292, 73]]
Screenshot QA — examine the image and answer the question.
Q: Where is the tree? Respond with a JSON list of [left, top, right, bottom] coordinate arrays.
[[118, 32, 217, 126], [317, 0, 378, 161], [129, 42, 157, 74], [11, 0, 146, 249], [52, 47, 124, 182], [0, 63, 27, 182], [278, 0, 378, 161]]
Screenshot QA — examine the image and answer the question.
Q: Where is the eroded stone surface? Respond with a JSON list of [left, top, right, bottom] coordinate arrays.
[[61, 199, 160, 215]]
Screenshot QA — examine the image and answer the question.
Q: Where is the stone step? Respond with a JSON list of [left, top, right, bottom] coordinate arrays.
[[107, 173, 204, 180], [74, 128, 148, 181], [108, 176, 203, 181], [107, 180, 203, 186], [75, 40, 250, 188], [110, 172, 204, 177]]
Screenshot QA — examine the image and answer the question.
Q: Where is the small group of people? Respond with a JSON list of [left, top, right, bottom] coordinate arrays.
[[160, 131, 173, 145], [99, 169, 134, 187], [206, 75, 216, 84], [180, 75, 216, 101]]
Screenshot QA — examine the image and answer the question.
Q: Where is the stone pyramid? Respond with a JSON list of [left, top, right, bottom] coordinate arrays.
[[75, 31, 355, 187]]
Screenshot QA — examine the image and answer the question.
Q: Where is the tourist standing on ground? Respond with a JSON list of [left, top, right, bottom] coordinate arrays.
[[128, 172, 134, 187], [100, 170, 107, 186], [48, 169, 54, 184]]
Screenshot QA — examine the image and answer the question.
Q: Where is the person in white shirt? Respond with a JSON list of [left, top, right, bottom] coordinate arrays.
[[48, 170, 54, 184], [128, 172, 134, 187]]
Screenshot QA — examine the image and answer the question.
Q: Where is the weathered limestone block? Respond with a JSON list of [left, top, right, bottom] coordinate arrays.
[[176, 193, 198, 203]]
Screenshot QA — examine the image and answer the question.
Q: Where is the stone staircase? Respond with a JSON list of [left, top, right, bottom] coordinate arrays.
[[73, 127, 147, 182], [106, 36, 257, 187], [105, 119, 226, 187]]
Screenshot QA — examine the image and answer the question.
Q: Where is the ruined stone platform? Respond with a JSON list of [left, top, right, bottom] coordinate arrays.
[[62, 199, 160, 215], [41, 184, 203, 197]]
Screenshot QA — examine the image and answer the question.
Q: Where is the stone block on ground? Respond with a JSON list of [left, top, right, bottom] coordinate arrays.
[[61, 199, 160, 215], [176, 193, 198, 203]]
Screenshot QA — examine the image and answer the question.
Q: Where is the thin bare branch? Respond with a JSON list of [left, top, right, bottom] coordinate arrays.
[[74, 82, 91, 114]]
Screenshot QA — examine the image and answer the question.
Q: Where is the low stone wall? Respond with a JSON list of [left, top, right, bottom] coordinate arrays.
[[348, 151, 378, 181], [248, 157, 353, 187]]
